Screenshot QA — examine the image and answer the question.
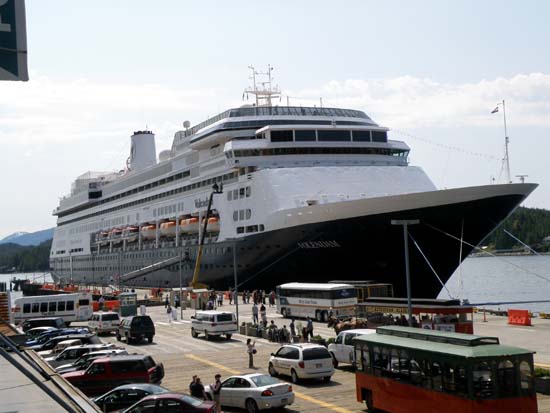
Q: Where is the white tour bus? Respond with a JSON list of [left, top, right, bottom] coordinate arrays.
[[13, 293, 93, 325], [276, 282, 358, 322]]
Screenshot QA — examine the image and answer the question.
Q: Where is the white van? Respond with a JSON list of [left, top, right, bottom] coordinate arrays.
[[327, 328, 376, 368], [88, 311, 120, 334], [190, 310, 237, 340]]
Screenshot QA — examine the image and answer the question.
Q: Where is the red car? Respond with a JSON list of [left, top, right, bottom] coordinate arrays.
[[119, 393, 217, 413]]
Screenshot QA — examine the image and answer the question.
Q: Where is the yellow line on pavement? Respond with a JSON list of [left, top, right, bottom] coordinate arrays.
[[184, 354, 354, 413]]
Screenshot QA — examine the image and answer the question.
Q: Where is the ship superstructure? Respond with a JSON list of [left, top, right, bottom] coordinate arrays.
[[50, 70, 536, 298]]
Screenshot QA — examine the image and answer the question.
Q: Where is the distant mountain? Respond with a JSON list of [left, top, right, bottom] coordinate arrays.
[[0, 228, 54, 246]]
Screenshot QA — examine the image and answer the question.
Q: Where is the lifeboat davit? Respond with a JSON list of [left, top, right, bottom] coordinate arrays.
[[204, 217, 220, 233], [160, 221, 177, 237], [180, 217, 199, 234], [98, 231, 109, 246], [141, 224, 157, 240], [123, 226, 139, 243]]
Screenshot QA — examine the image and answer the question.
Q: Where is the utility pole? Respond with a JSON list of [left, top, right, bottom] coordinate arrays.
[[391, 219, 420, 326]]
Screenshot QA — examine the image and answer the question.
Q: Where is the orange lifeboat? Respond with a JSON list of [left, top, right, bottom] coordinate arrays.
[[122, 226, 139, 243], [110, 228, 123, 244], [205, 217, 220, 233], [180, 217, 199, 234], [141, 224, 157, 240], [160, 221, 177, 237]]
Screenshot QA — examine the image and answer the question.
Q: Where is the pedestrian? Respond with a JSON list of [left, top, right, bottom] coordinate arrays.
[[211, 374, 222, 410], [98, 295, 105, 311], [252, 302, 259, 324], [166, 304, 172, 323], [289, 318, 296, 342], [229, 289, 233, 305], [189, 375, 197, 393], [190, 377, 206, 400], [260, 303, 267, 327], [174, 294, 180, 308], [164, 294, 169, 308], [306, 317, 314, 339], [217, 292, 223, 307], [247, 338, 256, 368]]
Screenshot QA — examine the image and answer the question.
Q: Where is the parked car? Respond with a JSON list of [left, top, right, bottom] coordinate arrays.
[[44, 343, 117, 368], [120, 393, 217, 413], [55, 349, 128, 374], [204, 373, 294, 412], [25, 326, 58, 340], [38, 338, 82, 358], [268, 343, 335, 383], [117, 315, 155, 344], [93, 383, 170, 412], [327, 328, 376, 368], [62, 354, 164, 396], [21, 317, 65, 332], [25, 327, 90, 346], [190, 311, 237, 340], [29, 333, 101, 352], [89, 311, 121, 334]]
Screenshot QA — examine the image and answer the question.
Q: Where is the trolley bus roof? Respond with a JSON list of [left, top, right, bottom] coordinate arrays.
[[277, 282, 353, 290]]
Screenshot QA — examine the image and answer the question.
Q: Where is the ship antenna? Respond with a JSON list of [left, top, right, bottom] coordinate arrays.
[[244, 64, 281, 107]]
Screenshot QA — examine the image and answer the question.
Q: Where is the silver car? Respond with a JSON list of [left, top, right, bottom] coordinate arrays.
[[205, 373, 294, 413]]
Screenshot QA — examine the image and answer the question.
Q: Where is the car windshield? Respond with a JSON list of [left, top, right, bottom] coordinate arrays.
[[132, 317, 152, 327], [216, 314, 234, 322], [251, 375, 279, 387], [180, 395, 203, 407], [303, 348, 331, 360], [102, 314, 119, 321]]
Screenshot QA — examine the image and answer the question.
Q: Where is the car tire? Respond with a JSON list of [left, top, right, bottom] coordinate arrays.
[[291, 369, 299, 384], [147, 335, 153, 343], [226, 334, 232, 340], [364, 389, 377, 412], [245, 398, 258, 413], [191, 328, 198, 338], [331, 353, 339, 368], [268, 363, 277, 377], [323, 376, 331, 383]]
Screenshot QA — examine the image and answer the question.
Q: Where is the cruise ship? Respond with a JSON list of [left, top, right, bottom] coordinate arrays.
[[49, 71, 537, 299]]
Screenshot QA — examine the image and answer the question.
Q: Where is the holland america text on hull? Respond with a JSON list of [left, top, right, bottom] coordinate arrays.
[[49, 71, 537, 298]]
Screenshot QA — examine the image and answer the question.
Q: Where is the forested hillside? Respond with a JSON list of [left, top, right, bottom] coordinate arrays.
[[0, 240, 52, 272], [482, 207, 550, 251]]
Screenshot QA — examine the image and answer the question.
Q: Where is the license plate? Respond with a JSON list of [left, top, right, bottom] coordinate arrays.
[[281, 398, 288, 403], [316, 363, 322, 368]]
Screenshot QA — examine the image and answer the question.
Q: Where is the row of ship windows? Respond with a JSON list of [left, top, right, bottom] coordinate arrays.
[[233, 209, 252, 221], [237, 224, 265, 234], [70, 216, 126, 235], [227, 147, 409, 158], [153, 202, 185, 218], [58, 171, 239, 227], [268, 129, 387, 143], [227, 186, 251, 201]]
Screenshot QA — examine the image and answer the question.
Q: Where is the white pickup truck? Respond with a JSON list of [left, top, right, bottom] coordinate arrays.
[[327, 328, 376, 368], [190, 310, 238, 340]]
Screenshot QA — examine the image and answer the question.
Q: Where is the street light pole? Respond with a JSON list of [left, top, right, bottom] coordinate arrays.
[[391, 219, 419, 327], [232, 239, 239, 325]]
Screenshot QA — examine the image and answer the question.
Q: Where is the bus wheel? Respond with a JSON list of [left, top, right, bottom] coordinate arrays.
[[316, 311, 323, 322], [281, 308, 287, 318], [364, 389, 376, 412]]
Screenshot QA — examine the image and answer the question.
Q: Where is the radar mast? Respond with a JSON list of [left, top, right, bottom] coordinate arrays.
[[244, 65, 281, 107]]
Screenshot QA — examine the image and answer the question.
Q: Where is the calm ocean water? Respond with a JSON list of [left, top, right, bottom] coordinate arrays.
[[438, 255, 550, 313], [1, 256, 550, 312]]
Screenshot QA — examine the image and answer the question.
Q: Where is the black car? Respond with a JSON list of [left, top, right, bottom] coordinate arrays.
[[29, 333, 101, 352], [92, 383, 169, 412], [22, 317, 65, 332], [117, 316, 155, 344]]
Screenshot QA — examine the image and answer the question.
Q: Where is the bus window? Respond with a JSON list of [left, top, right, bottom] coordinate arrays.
[[473, 361, 494, 398], [32, 303, 39, 313], [58, 301, 66, 311], [519, 361, 533, 393], [23, 303, 31, 313], [497, 360, 517, 396], [67, 301, 75, 311], [79, 299, 90, 306], [40, 302, 48, 312], [357, 346, 370, 371], [48, 302, 57, 312]]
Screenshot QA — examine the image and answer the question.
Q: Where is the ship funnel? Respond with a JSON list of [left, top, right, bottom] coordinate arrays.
[[129, 130, 157, 172]]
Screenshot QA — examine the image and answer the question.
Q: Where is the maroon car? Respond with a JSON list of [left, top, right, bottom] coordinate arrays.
[[118, 393, 217, 413]]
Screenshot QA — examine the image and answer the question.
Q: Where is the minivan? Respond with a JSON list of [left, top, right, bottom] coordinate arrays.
[[89, 311, 120, 334]]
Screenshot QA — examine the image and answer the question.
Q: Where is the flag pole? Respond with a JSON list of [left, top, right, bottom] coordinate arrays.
[[502, 100, 511, 183]]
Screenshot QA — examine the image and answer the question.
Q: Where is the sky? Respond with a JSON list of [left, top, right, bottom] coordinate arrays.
[[1, 0, 550, 239]]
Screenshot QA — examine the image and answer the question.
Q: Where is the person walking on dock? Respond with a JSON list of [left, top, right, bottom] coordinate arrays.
[[260, 303, 267, 327], [306, 317, 314, 340], [211, 374, 222, 411], [252, 302, 259, 324], [247, 338, 256, 368], [166, 304, 172, 323]]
